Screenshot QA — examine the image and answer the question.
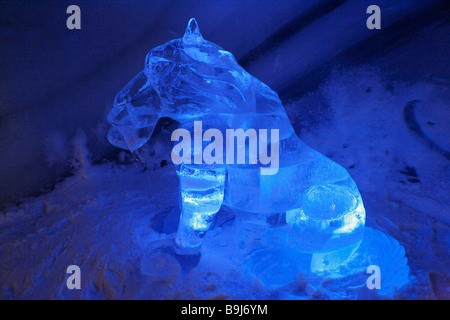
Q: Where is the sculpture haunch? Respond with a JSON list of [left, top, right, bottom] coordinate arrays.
[[107, 19, 366, 264]]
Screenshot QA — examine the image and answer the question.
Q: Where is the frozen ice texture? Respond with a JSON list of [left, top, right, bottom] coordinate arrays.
[[107, 18, 366, 261], [175, 164, 226, 252]]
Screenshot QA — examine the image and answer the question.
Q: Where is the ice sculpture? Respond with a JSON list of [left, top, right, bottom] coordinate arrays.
[[107, 19, 366, 272]]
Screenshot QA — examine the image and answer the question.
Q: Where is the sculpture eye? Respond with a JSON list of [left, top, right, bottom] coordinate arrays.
[[156, 58, 174, 73], [146, 56, 174, 75]]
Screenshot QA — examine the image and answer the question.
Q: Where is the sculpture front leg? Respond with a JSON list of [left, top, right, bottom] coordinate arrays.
[[174, 164, 226, 255]]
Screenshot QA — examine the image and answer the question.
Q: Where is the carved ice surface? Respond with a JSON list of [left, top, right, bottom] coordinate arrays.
[[107, 19, 373, 274], [175, 164, 226, 252]]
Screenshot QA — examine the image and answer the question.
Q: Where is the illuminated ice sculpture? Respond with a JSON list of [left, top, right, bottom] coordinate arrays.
[[107, 19, 404, 283]]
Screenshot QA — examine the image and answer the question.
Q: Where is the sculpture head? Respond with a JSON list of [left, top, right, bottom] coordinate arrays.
[[107, 18, 291, 153]]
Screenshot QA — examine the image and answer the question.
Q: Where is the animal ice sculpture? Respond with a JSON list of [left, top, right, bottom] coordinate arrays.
[[107, 19, 366, 270]]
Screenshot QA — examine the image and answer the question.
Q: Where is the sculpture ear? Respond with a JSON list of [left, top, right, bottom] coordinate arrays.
[[182, 18, 204, 45]]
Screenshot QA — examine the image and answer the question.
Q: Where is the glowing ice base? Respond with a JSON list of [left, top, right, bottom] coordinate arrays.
[[107, 18, 409, 290], [243, 226, 410, 296]]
